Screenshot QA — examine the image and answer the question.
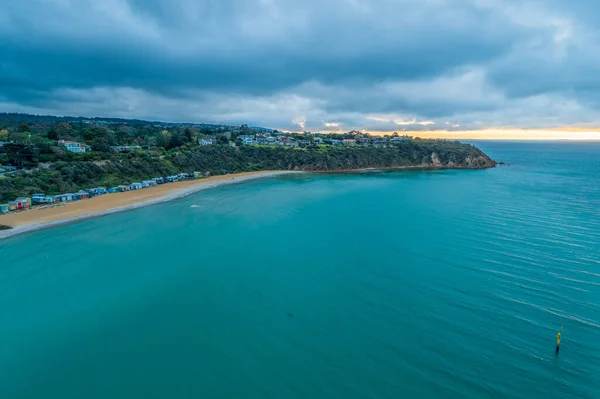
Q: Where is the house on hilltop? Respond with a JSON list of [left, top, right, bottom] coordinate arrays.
[[58, 140, 90, 153], [198, 138, 215, 145]]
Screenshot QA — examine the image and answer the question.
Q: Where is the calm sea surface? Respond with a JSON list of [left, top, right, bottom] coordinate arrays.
[[0, 141, 599, 398]]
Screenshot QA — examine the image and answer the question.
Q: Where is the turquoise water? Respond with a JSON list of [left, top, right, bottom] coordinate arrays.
[[0, 141, 599, 398]]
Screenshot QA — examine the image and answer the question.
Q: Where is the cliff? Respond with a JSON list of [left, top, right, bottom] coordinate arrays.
[[171, 140, 496, 172]]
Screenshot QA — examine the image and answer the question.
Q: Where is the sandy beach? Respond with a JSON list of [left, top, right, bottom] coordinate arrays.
[[0, 171, 296, 240]]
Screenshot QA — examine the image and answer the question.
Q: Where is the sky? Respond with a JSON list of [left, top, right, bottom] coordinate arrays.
[[1, 0, 600, 138]]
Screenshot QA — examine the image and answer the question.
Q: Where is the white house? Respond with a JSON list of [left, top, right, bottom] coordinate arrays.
[[198, 138, 215, 146], [111, 145, 142, 152], [58, 140, 90, 153]]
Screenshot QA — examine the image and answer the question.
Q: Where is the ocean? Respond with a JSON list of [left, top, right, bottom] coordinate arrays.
[[0, 141, 599, 398]]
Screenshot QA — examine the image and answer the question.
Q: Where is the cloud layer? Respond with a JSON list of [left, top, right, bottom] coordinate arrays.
[[1, 0, 599, 132]]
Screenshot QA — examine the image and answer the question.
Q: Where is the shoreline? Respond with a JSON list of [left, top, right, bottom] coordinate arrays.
[[311, 163, 496, 174], [0, 163, 494, 241], [0, 171, 297, 241]]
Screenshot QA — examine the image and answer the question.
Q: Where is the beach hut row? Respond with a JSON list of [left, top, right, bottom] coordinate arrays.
[[1, 172, 210, 214], [107, 172, 208, 192]]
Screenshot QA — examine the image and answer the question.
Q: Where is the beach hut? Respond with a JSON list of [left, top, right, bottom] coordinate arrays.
[[117, 185, 129, 192], [16, 197, 31, 208], [143, 180, 157, 187], [108, 187, 119, 193], [141, 181, 150, 189], [153, 177, 165, 184], [1, 204, 8, 213], [130, 182, 143, 190], [32, 194, 47, 203], [86, 187, 106, 196], [166, 176, 178, 183], [75, 191, 89, 200], [56, 193, 75, 202], [193, 171, 203, 179], [32, 194, 55, 204], [10, 199, 27, 210]]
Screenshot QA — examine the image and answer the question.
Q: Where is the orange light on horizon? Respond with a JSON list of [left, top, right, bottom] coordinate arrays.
[[299, 129, 600, 140]]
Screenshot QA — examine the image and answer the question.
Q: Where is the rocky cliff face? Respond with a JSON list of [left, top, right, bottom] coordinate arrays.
[[464, 155, 496, 168], [430, 152, 496, 169]]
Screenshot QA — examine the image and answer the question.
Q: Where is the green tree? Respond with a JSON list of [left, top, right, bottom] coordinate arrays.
[[47, 128, 59, 140], [0, 129, 8, 141], [91, 137, 111, 152], [156, 130, 171, 149], [184, 127, 194, 142], [8, 132, 29, 144], [169, 131, 186, 148], [55, 122, 73, 139], [217, 135, 230, 145]]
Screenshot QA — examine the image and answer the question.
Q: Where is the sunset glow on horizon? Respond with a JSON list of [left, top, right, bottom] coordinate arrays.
[[315, 129, 600, 140]]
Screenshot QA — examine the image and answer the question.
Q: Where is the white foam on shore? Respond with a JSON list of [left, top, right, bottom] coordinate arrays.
[[0, 171, 299, 241]]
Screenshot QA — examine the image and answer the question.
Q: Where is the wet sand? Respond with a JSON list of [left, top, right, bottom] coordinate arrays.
[[0, 171, 296, 240]]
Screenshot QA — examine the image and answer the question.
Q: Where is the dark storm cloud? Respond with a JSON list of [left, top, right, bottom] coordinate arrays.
[[1, 0, 599, 131]]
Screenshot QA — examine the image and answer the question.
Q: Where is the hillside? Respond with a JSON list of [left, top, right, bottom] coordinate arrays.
[[0, 113, 495, 203], [0, 140, 494, 202]]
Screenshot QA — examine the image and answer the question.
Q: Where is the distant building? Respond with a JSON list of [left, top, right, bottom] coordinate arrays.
[[59, 140, 90, 153], [198, 138, 215, 146], [390, 135, 413, 143], [238, 135, 255, 141], [111, 145, 142, 152], [343, 139, 356, 145]]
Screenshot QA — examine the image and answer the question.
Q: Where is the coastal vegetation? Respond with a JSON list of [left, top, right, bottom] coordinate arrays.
[[0, 113, 495, 203]]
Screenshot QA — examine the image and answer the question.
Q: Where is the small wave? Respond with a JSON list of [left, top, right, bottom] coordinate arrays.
[[498, 295, 600, 329], [548, 272, 600, 287], [190, 205, 202, 208]]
